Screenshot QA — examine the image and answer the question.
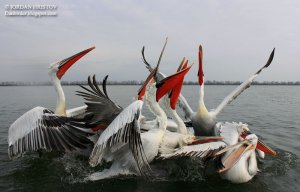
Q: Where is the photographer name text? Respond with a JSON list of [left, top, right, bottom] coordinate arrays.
[[4, 4, 58, 17]]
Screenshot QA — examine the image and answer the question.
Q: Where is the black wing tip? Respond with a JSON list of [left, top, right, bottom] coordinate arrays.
[[141, 46, 145, 53], [265, 48, 275, 68], [102, 75, 109, 98], [103, 75, 109, 82], [141, 46, 152, 70]]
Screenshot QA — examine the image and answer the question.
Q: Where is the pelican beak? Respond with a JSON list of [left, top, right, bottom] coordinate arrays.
[[156, 63, 193, 102], [56, 46, 95, 79], [217, 140, 255, 173], [241, 132, 277, 156], [190, 136, 224, 145], [256, 139, 277, 156], [169, 59, 189, 109], [198, 45, 204, 86], [137, 67, 158, 100], [138, 38, 168, 100]]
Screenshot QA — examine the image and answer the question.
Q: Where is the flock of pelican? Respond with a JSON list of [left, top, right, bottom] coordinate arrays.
[[8, 39, 277, 183]]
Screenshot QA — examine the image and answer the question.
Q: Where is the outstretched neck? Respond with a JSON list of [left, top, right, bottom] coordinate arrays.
[[171, 109, 187, 134], [146, 84, 168, 131], [197, 85, 209, 116], [151, 102, 168, 131], [51, 74, 66, 116]]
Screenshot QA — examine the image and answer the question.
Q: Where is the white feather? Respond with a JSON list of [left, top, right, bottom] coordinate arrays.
[[66, 105, 87, 117], [8, 106, 45, 146], [89, 100, 143, 167], [160, 141, 226, 159]]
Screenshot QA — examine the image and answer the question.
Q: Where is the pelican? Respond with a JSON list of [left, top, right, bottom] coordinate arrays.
[[84, 57, 194, 180], [182, 46, 275, 136], [142, 54, 222, 155], [156, 57, 190, 135], [160, 121, 276, 183], [8, 47, 95, 159], [144, 45, 275, 136], [218, 134, 259, 183], [143, 45, 276, 158]]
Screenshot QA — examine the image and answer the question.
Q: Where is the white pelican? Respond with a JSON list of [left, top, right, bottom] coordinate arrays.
[[218, 134, 259, 183], [143, 45, 276, 157], [8, 47, 95, 159], [139, 45, 224, 157], [144, 45, 275, 136], [160, 122, 276, 183], [181, 46, 275, 136], [85, 59, 193, 180]]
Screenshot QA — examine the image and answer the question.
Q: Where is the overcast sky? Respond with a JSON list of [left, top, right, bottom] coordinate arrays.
[[0, 0, 299, 82]]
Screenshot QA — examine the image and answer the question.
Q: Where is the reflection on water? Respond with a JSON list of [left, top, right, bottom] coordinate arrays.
[[0, 85, 300, 192]]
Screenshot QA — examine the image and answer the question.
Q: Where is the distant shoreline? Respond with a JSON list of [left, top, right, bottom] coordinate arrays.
[[0, 81, 299, 86]]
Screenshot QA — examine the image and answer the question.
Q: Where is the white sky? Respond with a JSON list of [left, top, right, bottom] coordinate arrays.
[[0, 0, 299, 82]]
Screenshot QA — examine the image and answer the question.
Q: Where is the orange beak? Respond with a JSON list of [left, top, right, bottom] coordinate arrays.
[[56, 46, 95, 79], [137, 67, 158, 100], [218, 140, 255, 173], [169, 59, 189, 109], [156, 63, 193, 102], [198, 45, 204, 86], [241, 133, 277, 156], [138, 37, 168, 100]]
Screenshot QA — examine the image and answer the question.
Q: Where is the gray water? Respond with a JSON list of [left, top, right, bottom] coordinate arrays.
[[0, 85, 299, 192]]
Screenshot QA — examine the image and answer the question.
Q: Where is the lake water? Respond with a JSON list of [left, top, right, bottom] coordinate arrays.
[[0, 85, 299, 192]]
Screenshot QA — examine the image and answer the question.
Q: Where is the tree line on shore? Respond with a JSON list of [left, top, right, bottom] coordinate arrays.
[[1, 80, 300, 86]]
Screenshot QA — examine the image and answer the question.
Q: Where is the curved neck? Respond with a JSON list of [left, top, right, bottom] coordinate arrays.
[[248, 151, 258, 175], [170, 109, 187, 134], [51, 74, 66, 116], [145, 83, 168, 130], [197, 85, 208, 116], [150, 102, 167, 131]]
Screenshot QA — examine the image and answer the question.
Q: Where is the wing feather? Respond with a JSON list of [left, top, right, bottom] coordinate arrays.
[[212, 49, 275, 116], [8, 107, 93, 159], [159, 141, 226, 160], [88, 100, 151, 175], [214, 121, 248, 146], [76, 75, 122, 129]]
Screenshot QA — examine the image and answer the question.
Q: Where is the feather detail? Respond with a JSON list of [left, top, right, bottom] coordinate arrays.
[[8, 106, 92, 159], [159, 141, 226, 160], [76, 75, 122, 130], [88, 100, 151, 175], [212, 49, 275, 116]]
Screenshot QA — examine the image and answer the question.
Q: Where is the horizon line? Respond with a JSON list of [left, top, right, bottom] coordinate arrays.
[[0, 80, 299, 86]]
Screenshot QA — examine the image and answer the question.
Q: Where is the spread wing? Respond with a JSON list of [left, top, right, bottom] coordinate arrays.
[[212, 48, 275, 116], [76, 75, 122, 131], [88, 100, 151, 175], [8, 106, 93, 159], [159, 141, 226, 160]]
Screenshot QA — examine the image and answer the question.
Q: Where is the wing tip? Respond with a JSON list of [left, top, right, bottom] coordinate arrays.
[[265, 48, 275, 68]]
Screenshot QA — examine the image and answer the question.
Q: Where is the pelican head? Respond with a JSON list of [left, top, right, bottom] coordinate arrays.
[[219, 134, 258, 183], [48, 46, 95, 80], [240, 127, 277, 157], [48, 46, 95, 116]]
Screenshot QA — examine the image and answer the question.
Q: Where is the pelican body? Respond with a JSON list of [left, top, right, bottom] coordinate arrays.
[[220, 133, 258, 183], [8, 47, 95, 159]]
